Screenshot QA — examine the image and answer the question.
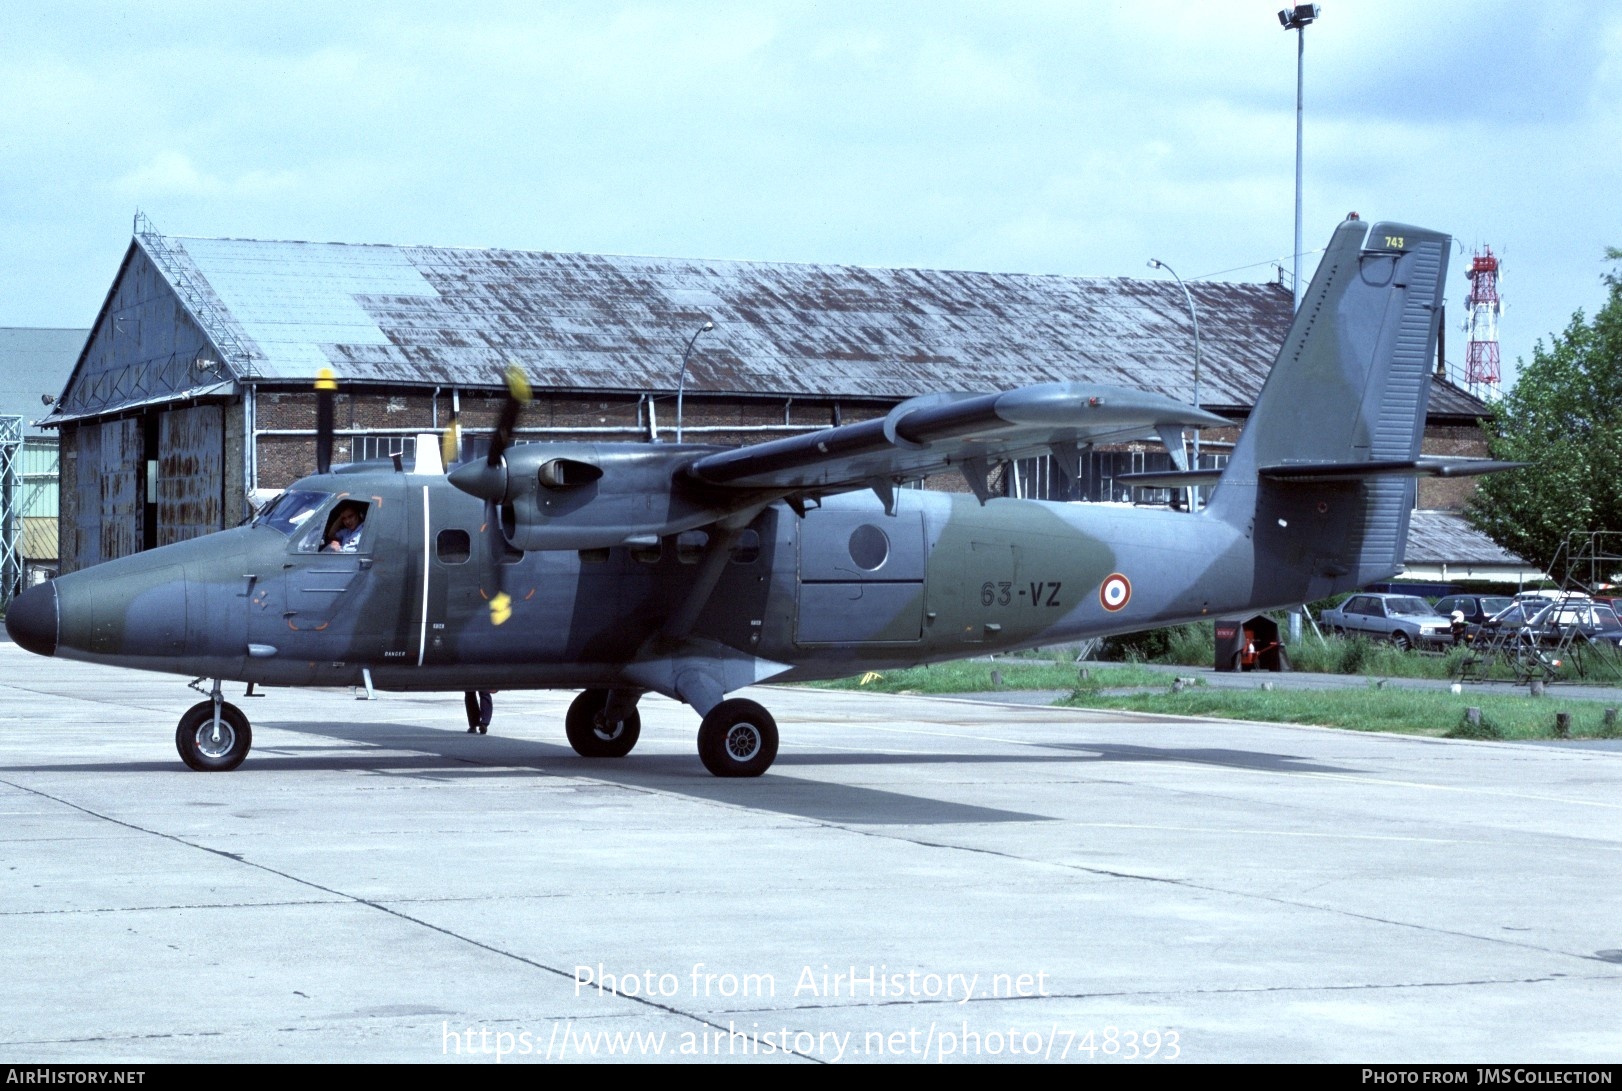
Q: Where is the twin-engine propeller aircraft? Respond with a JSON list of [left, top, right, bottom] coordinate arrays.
[[6, 218, 1514, 777]]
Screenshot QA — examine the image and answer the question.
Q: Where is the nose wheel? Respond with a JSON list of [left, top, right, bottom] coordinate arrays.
[[175, 700, 253, 771], [697, 698, 778, 778], [565, 688, 642, 757]]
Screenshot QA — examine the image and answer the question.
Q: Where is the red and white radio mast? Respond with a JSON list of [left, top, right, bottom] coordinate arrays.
[[1463, 246, 1502, 398]]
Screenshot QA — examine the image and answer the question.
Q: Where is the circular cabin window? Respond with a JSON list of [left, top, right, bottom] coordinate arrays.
[[848, 524, 890, 571]]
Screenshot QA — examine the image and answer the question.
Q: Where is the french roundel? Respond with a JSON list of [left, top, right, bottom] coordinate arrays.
[[1099, 573, 1132, 612]]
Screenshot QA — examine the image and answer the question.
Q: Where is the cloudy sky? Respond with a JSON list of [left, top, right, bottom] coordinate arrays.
[[3, 1, 1618, 389]]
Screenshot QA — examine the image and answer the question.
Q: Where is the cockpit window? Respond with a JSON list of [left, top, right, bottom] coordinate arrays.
[[255, 491, 330, 536]]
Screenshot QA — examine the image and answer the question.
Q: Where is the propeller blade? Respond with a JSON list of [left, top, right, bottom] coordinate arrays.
[[440, 418, 461, 469], [476, 364, 530, 625], [487, 363, 532, 467], [485, 498, 513, 626], [314, 368, 337, 475]]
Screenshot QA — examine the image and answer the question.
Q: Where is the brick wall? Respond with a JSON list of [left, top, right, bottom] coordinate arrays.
[[1420, 424, 1490, 512]]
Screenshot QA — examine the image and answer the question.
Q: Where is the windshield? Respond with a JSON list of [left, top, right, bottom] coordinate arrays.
[[254, 490, 330, 536], [1385, 597, 1435, 617], [1531, 602, 1622, 629], [1490, 603, 1537, 626]]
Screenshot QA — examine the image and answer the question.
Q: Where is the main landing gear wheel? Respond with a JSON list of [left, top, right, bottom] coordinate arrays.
[[697, 698, 778, 778], [565, 689, 641, 758], [176, 701, 252, 772]]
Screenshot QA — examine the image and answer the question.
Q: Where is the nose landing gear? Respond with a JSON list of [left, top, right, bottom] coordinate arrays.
[[175, 700, 253, 772]]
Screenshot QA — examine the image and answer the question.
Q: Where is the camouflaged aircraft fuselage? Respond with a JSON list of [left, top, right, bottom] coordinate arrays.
[[10, 218, 1514, 776]]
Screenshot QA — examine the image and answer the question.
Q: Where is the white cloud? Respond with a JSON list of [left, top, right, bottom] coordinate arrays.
[[111, 153, 301, 201]]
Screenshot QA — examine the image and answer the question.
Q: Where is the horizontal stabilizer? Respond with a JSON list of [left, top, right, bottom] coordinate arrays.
[[1121, 457, 1522, 491], [1115, 468, 1224, 488], [1258, 457, 1525, 482]]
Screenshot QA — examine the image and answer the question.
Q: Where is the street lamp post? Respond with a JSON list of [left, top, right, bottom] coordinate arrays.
[[1278, 4, 1319, 642], [674, 321, 714, 443], [1279, 4, 1320, 310], [1147, 259, 1202, 511]]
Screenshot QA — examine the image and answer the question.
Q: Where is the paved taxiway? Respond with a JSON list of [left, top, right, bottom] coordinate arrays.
[[2, 640, 1620, 1063]]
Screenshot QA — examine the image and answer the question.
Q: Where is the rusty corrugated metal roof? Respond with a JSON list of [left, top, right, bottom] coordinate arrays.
[[163, 236, 1487, 416]]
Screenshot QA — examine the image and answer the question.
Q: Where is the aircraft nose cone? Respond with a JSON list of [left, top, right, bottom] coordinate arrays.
[[5, 580, 58, 657]]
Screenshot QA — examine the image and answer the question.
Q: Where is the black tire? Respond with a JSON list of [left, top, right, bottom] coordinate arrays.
[[697, 698, 778, 778], [565, 689, 641, 758], [176, 701, 252, 772], [1390, 632, 1412, 651]]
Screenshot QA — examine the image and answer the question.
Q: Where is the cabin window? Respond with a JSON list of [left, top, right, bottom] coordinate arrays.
[[676, 531, 708, 564], [730, 529, 761, 565], [295, 499, 372, 554], [848, 524, 889, 571], [437, 529, 471, 564]]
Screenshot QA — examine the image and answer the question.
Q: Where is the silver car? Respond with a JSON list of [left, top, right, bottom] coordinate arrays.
[[1319, 593, 1455, 650]]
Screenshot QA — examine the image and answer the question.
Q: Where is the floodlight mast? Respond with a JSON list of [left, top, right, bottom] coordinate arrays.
[[1279, 4, 1320, 311]]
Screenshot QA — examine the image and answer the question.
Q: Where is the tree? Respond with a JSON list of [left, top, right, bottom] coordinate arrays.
[[1468, 249, 1622, 578]]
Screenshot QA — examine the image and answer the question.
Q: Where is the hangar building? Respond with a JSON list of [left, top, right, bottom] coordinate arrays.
[[42, 218, 1493, 574]]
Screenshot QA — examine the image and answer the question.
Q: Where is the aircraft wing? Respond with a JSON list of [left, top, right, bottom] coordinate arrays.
[[454, 380, 1227, 551], [685, 382, 1227, 505]]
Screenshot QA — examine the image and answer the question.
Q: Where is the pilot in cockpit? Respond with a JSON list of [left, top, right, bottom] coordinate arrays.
[[324, 502, 367, 553]]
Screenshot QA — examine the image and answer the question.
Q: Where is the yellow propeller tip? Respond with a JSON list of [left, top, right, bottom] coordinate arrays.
[[504, 363, 532, 403]]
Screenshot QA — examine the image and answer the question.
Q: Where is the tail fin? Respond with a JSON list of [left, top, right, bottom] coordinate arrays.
[[1208, 217, 1451, 598]]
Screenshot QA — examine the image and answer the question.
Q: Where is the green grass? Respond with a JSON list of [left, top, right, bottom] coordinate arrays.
[[1058, 683, 1622, 740], [806, 644, 1622, 740], [1286, 637, 1468, 678], [805, 659, 1173, 695]]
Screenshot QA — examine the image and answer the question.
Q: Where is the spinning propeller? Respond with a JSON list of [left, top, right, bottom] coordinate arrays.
[[311, 363, 535, 626]]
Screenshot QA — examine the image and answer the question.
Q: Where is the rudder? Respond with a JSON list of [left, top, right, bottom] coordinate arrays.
[[1208, 217, 1452, 600]]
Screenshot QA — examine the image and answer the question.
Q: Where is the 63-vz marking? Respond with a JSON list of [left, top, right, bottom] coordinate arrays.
[[981, 581, 1063, 607]]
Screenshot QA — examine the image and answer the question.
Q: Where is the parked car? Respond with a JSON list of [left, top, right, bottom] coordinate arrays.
[[1465, 600, 1546, 643], [1319, 593, 1455, 649], [1468, 597, 1622, 647], [1520, 600, 1622, 648], [1432, 594, 1515, 628]]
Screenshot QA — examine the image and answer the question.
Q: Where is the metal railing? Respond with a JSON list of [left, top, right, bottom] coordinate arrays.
[[133, 211, 251, 378]]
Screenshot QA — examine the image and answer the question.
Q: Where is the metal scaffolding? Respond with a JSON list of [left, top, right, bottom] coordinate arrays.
[[1460, 531, 1622, 684], [0, 415, 20, 606]]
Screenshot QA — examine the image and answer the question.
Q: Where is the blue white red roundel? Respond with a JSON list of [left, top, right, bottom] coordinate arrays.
[[1099, 573, 1132, 612]]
